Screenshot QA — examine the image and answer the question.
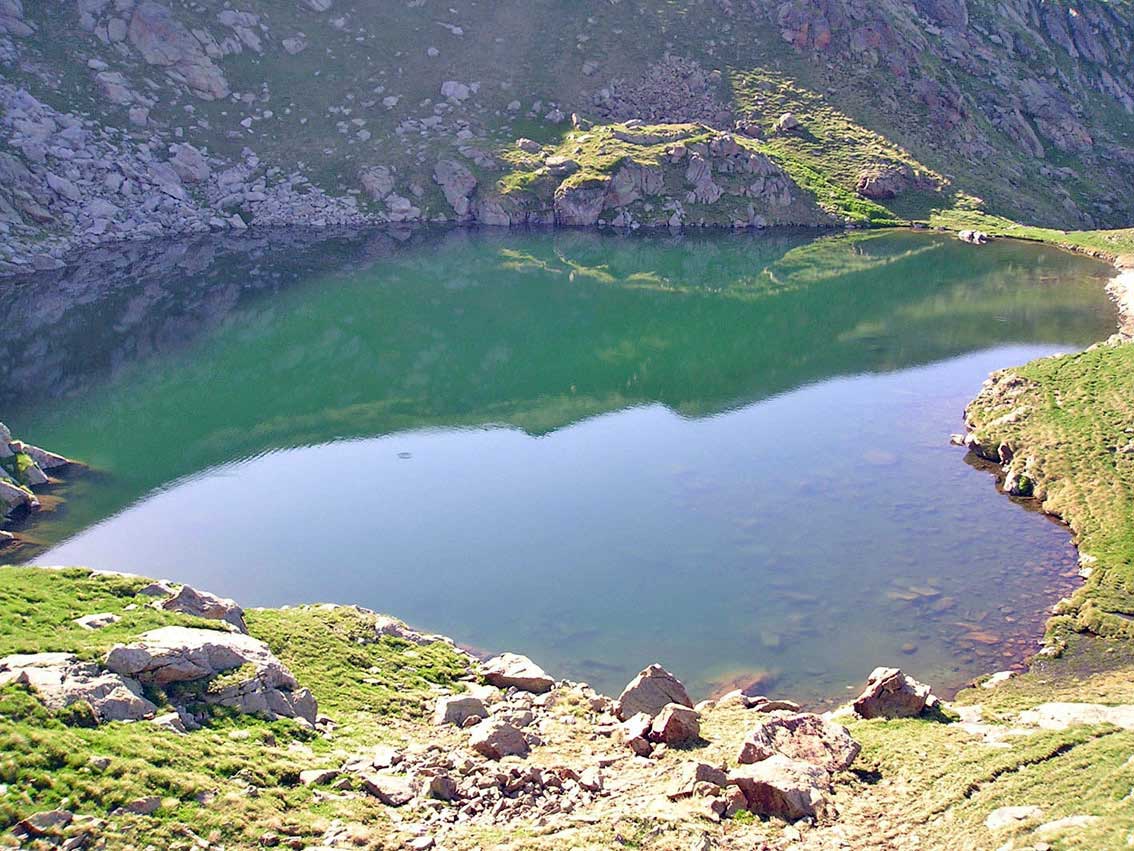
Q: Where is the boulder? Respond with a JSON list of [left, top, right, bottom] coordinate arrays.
[[614, 664, 693, 721], [169, 143, 210, 183], [469, 720, 529, 760], [434, 694, 488, 727], [105, 626, 316, 723], [737, 711, 860, 772], [728, 754, 831, 821], [667, 761, 729, 800], [649, 703, 701, 746], [516, 138, 541, 153], [74, 613, 121, 630], [985, 805, 1044, 830], [774, 112, 801, 133], [159, 584, 247, 632], [852, 667, 934, 719], [856, 164, 913, 200], [300, 768, 340, 786], [0, 479, 37, 513], [360, 166, 395, 201], [622, 711, 654, 756], [362, 774, 415, 806], [0, 653, 156, 722], [16, 809, 73, 838], [482, 652, 554, 694], [128, 2, 230, 100], [10, 440, 71, 470], [440, 80, 471, 101], [432, 159, 477, 218]]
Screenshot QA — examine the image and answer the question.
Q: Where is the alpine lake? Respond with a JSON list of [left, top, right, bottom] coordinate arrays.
[[0, 227, 1118, 704]]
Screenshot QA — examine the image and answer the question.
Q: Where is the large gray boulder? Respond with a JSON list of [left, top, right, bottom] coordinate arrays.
[[0, 653, 156, 722], [614, 664, 693, 721], [481, 652, 554, 694], [737, 711, 861, 772], [159, 584, 247, 632], [105, 626, 316, 723]]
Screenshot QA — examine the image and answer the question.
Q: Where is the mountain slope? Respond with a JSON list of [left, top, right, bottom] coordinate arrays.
[[0, 0, 1132, 272]]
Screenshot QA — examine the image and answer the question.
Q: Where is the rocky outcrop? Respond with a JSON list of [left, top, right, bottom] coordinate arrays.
[[158, 584, 247, 632], [105, 626, 317, 723], [128, 2, 230, 100], [0, 422, 78, 537], [0, 652, 157, 722], [614, 664, 693, 721], [852, 667, 937, 719], [432, 159, 477, 219]]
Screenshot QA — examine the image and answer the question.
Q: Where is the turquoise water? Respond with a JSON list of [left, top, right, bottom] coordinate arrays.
[[1, 228, 1115, 701]]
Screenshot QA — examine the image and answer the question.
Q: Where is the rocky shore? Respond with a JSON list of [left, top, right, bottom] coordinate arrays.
[[2, 565, 1129, 850], [0, 422, 78, 548]]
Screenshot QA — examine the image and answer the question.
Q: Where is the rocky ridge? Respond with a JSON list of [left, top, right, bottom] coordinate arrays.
[[0, 420, 77, 545], [1, 0, 1133, 275]]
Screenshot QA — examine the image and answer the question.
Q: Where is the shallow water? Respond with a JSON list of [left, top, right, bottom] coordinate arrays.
[[1, 227, 1116, 702]]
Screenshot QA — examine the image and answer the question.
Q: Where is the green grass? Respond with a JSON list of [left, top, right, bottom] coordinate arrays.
[[0, 567, 469, 847], [930, 210, 1134, 261], [965, 342, 1134, 636]]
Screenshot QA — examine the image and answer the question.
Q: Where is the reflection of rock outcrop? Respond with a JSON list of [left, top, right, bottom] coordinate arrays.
[[4, 230, 1113, 559], [0, 227, 413, 407]]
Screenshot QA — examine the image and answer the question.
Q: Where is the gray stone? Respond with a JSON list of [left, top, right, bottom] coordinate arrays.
[[362, 774, 415, 806], [482, 652, 554, 694], [614, 664, 693, 721], [729, 754, 830, 821], [74, 613, 122, 630], [469, 720, 529, 760], [737, 711, 860, 772], [160, 584, 247, 632], [0, 653, 156, 722], [985, 805, 1044, 830], [433, 694, 488, 727]]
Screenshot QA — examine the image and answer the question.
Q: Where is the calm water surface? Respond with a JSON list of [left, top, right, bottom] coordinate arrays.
[[0, 228, 1116, 702]]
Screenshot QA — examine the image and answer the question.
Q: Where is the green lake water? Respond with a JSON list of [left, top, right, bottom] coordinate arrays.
[[0, 228, 1117, 702]]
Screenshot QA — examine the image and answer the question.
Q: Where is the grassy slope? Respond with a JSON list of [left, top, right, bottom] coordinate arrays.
[[9, 1, 1134, 236], [0, 567, 468, 849]]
